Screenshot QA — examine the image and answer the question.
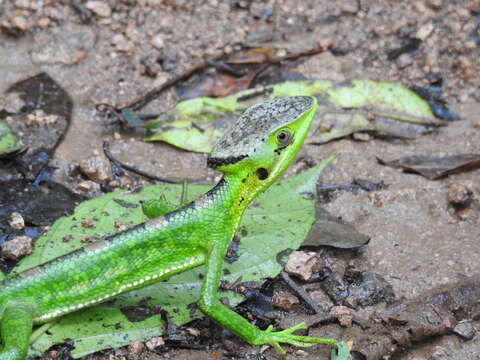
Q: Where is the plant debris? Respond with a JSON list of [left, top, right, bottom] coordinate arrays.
[[378, 154, 480, 180], [348, 276, 480, 360]]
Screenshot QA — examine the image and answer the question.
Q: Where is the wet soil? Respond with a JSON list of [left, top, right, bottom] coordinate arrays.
[[0, 1, 479, 359]]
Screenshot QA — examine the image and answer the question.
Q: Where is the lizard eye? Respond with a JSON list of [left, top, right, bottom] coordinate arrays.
[[276, 130, 292, 146]]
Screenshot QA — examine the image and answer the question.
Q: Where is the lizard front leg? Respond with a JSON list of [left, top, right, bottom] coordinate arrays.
[[198, 240, 350, 359], [0, 301, 34, 360]]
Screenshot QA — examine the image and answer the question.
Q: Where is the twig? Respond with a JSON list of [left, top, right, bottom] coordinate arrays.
[[117, 46, 326, 112], [281, 271, 322, 314], [121, 53, 224, 111], [102, 141, 178, 184]]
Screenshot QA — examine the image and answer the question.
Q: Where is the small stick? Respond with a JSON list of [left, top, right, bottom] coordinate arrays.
[[281, 271, 322, 314], [102, 141, 178, 184]]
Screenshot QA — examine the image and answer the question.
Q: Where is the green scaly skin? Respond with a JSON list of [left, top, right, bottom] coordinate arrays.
[[0, 96, 349, 360]]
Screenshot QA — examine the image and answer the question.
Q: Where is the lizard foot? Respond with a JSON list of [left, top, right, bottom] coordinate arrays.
[[255, 322, 351, 360]]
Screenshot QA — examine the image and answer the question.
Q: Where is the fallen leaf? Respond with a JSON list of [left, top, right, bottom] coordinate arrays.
[[378, 154, 480, 179]]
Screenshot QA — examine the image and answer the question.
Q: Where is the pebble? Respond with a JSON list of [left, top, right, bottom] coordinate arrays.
[[416, 22, 434, 41], [369, 190, 396, 207], [285, 251, 318, 281], [448, 183, 473, 205], [26, 110, 58, 126], [272, 292, 300, 311], [37, 17, 50, 28], [352, 132, 371, 141], [86, 1, 112, 18], [427, 0, 442, 9], [396, 53, 413, 69], [128, 341, 144, 354], [76, 180, 101, 192], [9, 212, 25, 230], [79, 156, 110, 184], [112, 34, 134, 52], [151, 34, 165, 49], [329, 305, 353, 327], [453, 321, 476, 340], [1, 236, 33, 260], [145, 337, 164, 351], [9, 15, 29, 31]]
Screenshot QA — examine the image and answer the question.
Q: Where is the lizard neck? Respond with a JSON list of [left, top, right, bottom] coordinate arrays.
[[207, 170, 262, 220]]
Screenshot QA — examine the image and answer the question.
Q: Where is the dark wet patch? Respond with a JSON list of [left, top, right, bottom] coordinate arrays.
[[4, 72, 72, 179], [120, 297, 162, 322]]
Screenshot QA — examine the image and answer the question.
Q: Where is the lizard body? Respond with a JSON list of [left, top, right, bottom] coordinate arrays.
[[0, 96, 349, 359]]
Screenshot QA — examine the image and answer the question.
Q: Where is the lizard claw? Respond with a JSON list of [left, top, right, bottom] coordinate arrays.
[[256, 322, 351, 360]]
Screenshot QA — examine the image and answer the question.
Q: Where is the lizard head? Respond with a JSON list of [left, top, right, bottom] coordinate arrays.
[[207, 96, 317, 200]]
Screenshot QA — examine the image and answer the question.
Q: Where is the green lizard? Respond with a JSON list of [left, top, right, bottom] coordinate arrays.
[[0, 96, 350, 360]]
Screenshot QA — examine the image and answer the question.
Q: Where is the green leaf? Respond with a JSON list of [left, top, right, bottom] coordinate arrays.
[[0, 119, 21, 156], [21, 157, 335, 358], [144, 80, 438, 152]]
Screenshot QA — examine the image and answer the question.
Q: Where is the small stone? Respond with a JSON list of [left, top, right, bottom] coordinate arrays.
[[453, 321, 476, 340], [79, 156, 110, 183], [456, 7, 471, 20], [112, 34, 134, 52], [128, 341, 144, 354], [151, 34, 165, 49], [9, 212, 25, 230], [369, 190, 396, 207], [15, 0, 32, 9], [186, 327, 201, 336], [147, 0, 163, 7], [318, 38, 333, 50], [86, 1, 112, 17], [125, 23, 140, 41], [37, 17, 50, 28], [416, 22, 434, 41], [396, 53, 413, 68], [26, 110, 58, 126], [340, 2, 358, 14], [474, 120, 480, 129], [426, 0, 442, 9], [319, 120, 332, 132], [1, 236, 33, 260], [330, 306, 353, 327], [285, 251, 318, 281], [272, 292, 300, 311], [448, 183, 473, 205], [109, 176, 133, 189], [352, 132, 371, 141], [145, 337, 164, 351], [10, 15, 29, 31], [76, 180, 101, 192]]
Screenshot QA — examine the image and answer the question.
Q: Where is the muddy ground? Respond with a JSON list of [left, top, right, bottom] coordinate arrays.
[[0, 1, 479, 359]]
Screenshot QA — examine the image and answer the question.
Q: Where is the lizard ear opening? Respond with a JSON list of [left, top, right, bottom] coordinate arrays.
[[256, 168, 269, 180]]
